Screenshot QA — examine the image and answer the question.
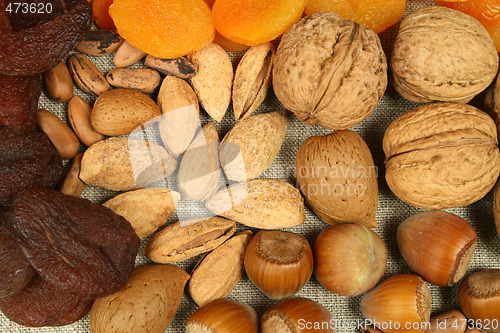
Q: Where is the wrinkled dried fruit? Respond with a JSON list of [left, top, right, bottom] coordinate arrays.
[[8, 188, 140, 299], [0, 130, 62, 207], [0, 74, 41, 135], [0, 0, 92, 75], [0, 213, 35, 298], [0, 275, 93, 327]]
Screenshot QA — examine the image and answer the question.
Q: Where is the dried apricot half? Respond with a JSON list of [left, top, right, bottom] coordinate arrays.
[[109, 0, 215, 59], [212, 0, 307, 46], [305, 0, 406, 33], [436, 0, 500, 26], [93, 0, 115, 30]]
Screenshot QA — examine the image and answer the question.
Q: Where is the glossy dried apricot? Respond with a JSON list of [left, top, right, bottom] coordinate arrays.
[[437, 0, 500, 25], [93, 0, 116, 30], [305, 0, 406, 33], [214, 31, 249, 52], [109, 0, 215, 59], [212, 0, 307, 46]]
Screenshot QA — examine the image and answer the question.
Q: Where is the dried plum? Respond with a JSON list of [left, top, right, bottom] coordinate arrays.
[[8, 189, 140, 299], [0, 0, 92, 75], [0, 211, 35, 297], [0, 274, 93, 327], [0, 74, 41, 134], [0, 130, 62, 207]]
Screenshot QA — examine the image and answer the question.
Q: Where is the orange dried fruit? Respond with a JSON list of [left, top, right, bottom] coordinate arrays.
[[304, 0, 406, 33], [109, 0, 215, 59], [212, 0, 307, 46], [214, 31, 249, 52], [436, 0, 500, 25], [93, 0, 115, 30]]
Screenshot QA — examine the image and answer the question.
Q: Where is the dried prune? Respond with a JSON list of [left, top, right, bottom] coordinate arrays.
[[0, 0, 92, 75], [0, 74, 41, 135], [0, 211, 35, 297], [0, 274, 93, 327], [0, 130, 62, 207], [8, 189, 140, 299]]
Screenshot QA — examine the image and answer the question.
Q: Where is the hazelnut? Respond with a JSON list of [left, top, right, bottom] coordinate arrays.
[[397, 211, 477, 287], [425, 309, 467, 333]]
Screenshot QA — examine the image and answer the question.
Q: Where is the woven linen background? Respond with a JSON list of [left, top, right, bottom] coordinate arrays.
[[2, 0, 499, 332]]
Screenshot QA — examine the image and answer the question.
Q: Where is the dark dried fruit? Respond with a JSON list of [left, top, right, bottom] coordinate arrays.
[[0, 130, 63, 207], [0, 211, 35, 298], [0, 0, 92, 75], [0, 274, 93, 327], [8, 189, 140, 299], [0, 74, 42, 135]]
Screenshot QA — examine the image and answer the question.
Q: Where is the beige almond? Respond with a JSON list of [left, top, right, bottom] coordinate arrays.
[[44, 61, 73, 102], [76, 30, 124, 56], [36, 109, 80, 159], [206, 179, 306, 229], [113, 40, 147, 68], [233, 43, 274, 120], [189, 231, 252, 307], [178, 122, 221, 201], [219, 111, 287, 181], [187, 43, 233, 122], [80, 137, 177, 191], [67, 54, 111, 96], [89, 264, 189, 333], [103, 188, 180, 238], [106, 68, 161, 94], [425, 309, 467, 333], [91, 89, 161, 136], [145, 55, 196, 79], [58, 152, 85, 197], [157, 76, 200, 157], [68, 95, 105, 147], [144, 217, 236, 264]]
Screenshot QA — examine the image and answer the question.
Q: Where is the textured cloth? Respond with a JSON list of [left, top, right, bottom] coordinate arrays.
[[2, 1, 499, 332]]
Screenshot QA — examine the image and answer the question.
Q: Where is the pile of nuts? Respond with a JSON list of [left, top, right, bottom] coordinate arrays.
[[1, 2, 500, 333]]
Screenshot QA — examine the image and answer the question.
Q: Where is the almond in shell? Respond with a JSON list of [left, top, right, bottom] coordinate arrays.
[[157, 76, 200, 157], [178, 122, 221, 201], [206, 179, 305, 229], [219, 111, 287, 181], [189, 231, 252, 307], [103, 188, 180, 238], [144, 217, 236, 264], [80, 137, 177, 191], [187, 43, 233, 122], [233, 42, 274, 120]]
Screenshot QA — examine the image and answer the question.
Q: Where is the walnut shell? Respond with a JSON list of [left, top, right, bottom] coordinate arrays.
[[384, 102, 500, 210], [391, 6, 499, 104], [272, 12, 387, 130], [296, 130, 378, 228]]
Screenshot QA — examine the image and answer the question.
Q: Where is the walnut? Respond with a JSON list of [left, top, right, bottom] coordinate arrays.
[[391, 6, 499, 104], [272, 11, 387, 130], [383, 102, 500, 210]]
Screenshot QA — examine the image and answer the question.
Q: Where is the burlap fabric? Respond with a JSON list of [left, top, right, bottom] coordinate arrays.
[[2, 1, 499, 332]]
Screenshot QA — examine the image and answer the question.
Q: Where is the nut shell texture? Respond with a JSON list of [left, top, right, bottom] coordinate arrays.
[[273, 11, 387, 130], [383, 102, 500, 209], [391, 6, 499, 103]]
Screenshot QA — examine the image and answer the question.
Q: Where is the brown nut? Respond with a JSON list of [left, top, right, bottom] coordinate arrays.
[[425, 309, 467, 333], [67, 54, 111, 96], [58, 152, 85, 197], [145, 55, 196, 79], [113, 40, 147, 68], [391, 6, 498, 103], [273, 11, 387, 130], [76, 30, 124, 56], [43, 61, 73, 102], [106, 68, 161, 94], [296, 130, 378, 228], [36, 109, 80, 159], [67, 96, 105, 147], [383, 102, 500, 209]]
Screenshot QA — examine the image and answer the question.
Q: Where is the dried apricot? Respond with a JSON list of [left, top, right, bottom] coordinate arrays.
[[437, 0, 500, 25], [305, 0, 406, 33], [0, 0, 92, 75], [214, 31, 249, 52], [109, 0, 215, 58], [212, 0, 307, 46], [93, 0, 116, 30]]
